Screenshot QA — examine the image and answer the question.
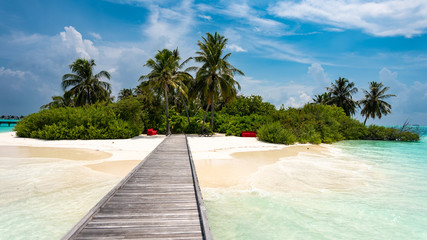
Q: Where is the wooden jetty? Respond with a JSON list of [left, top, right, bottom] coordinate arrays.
[[63, 134, 213, 239]]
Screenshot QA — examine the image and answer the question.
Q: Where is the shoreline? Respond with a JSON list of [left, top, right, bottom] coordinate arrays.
[[0, 132, 165, 177]]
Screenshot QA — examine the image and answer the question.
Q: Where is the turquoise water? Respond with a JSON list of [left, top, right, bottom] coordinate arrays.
[[0, 120, 18, 133], [204, 127, 427, 239]]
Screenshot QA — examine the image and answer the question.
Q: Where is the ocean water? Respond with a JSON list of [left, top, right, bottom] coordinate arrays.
[[0, 147, 121, 239], [203, 127, 427, 240], [0, 120, 17, 133]]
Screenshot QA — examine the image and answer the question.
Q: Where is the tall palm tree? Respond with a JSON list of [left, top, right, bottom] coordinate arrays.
[[189, 32, 244, 132], [326, 77, 359, 116], [170, 49, 193, 125], [62, 58, 111, 107], [139, 49, 188, 135], [359, 81, 396, 125], [118, 88, 135, 100], [312, 92, 331, 105]]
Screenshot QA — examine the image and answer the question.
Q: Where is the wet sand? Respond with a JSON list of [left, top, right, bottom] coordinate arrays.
[[0, 132, 165, 177], [188, 136, 378, 192], [0, 146, 112, 160]]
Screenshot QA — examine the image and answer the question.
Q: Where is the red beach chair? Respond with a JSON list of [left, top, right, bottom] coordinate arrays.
[[147, 128, 157, 136], [241, 131, 257, 137]]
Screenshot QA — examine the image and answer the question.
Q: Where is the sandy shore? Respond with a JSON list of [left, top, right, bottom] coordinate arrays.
[[0, 132, 165, 177], [1, 132, 375, 192], [188, 135, 377, 192]]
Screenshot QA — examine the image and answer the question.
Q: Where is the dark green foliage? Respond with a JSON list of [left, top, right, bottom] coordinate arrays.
[[258, 122, 297, 145], [220, 95, 275, 116], [365, 125, 419, 141], [15, 104, 141, 140]]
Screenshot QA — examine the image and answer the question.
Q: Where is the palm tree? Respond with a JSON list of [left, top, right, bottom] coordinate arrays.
[[312, 92, 331, 105], [139, 49, 188, 135], [170, 49, 193, 125], [40, 95, 74, 109], [189, 32, 244, 132], [118, 88, 135, 100], [359, 81, 396, 125], [326, 77, 359, 116], [62, 58, 111, 106]]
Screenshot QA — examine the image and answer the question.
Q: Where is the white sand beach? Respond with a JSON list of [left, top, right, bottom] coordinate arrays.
[[0, 132, 166, 177]]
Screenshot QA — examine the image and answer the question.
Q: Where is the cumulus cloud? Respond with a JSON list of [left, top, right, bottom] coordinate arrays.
[[375, 67, 427, 124], [60, 26, 99, 59], [308, 63, 329, 84], [0, 26, 151, 114], [269, 0, 427, 37]]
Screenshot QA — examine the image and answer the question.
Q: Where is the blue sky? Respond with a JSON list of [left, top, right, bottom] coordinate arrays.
[[1, 0, 427, 125]]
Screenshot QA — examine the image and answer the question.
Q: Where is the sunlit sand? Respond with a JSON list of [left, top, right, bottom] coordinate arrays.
[[188, 135, 379, 192]]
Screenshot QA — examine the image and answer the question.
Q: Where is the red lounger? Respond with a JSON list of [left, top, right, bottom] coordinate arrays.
[[241, 131, 257, 137], [147, 128, 157, 136]]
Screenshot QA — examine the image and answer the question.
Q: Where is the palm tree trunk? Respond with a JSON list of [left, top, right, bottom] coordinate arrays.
[[363, 115, 369, 125], [164, 83, 171, 136], [201, 104, 210, 133], [210, 93, 214, 132], [180, 93, 190, 125]]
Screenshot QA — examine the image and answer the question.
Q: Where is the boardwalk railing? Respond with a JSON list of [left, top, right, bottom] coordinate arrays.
[[63, 134, 213, 239]]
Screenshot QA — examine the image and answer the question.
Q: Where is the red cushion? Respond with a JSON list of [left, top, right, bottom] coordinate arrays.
[[241, 131, 256, 137]]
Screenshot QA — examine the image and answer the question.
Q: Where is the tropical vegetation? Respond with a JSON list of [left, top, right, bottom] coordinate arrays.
[[189, 32, 244, 133], [15, 32, 419, 143], [359, 81, 396, 125], [62, 58, 112, 106], [326, 77, 359, 116]]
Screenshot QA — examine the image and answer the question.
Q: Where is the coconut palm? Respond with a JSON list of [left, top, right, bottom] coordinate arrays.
[[312, 92, 331, 105], [326, 77, 359, 116], [62, 58, 111, 107], [139, 49, 189, 135], [170, 49, 193, 125], [359, 81, 396, 125], [118, 88, 135, 100], [40, 95, 74, 109], [189, 32, 244, 132]]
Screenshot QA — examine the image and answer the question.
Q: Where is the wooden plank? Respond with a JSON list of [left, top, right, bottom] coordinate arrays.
[[62, 135, 212, 240]]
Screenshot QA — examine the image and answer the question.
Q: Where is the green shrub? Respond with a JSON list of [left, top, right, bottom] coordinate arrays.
[[258, 122, 297, 145], [15, 104, 140, 140]]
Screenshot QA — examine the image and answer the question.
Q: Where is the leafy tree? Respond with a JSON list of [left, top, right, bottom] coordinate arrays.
[[326, 77, 359, 116], [62, 58, 111, 106], [312, 92, 331, 105], [189, 32, 244, 132], [139, 49, 188, 135], [359, 81, 396, 125], [41, 95, 74, 109], [118, 88, 135, 100]]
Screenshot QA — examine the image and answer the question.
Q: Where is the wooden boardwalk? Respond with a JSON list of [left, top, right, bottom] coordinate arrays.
[[63, 135, 212, 240]]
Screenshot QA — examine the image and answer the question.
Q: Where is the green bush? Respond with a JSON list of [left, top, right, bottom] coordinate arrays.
[[258, 122, 297, 145], [15, 104, 140, 140]]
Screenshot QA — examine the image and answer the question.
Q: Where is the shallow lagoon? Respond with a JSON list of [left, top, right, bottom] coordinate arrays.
[[203, 128, 427, 239]]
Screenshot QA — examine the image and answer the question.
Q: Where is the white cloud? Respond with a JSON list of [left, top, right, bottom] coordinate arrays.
[[269, 0, 427, 37], [198, 14, 212, 21], [308, 63, 329, 84], [143, 0, 195, 50], [60, 26, 99, 59], [89, 32, 102, 40], [227, 44, 246, 52], [0, 66, 26, 78], [238, 76, 315, 108], [0, 67, 31, 90]]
